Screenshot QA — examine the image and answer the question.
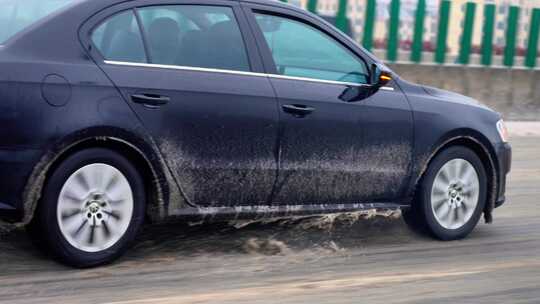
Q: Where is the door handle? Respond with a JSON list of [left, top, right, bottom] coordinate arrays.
[[282, 104, 315, 117], [131, 93, 170, 107]]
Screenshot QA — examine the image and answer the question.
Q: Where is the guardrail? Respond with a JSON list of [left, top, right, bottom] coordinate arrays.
[[283, 0, 540, 69]]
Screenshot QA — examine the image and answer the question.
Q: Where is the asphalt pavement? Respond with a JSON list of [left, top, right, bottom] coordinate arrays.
[[0, 134, 539, 304]]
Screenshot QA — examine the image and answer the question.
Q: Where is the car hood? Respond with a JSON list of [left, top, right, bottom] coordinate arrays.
[[421, 85, 491, 111]]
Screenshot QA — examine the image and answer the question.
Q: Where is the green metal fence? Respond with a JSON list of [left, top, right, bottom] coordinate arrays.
[[285, 0, 540, 68]]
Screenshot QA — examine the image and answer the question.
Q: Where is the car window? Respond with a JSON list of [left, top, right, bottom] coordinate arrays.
[[92, 10, 147, 63], [137, 5, 251, 72], [254, 13, 369, 85], [0, 0, 77, 44]]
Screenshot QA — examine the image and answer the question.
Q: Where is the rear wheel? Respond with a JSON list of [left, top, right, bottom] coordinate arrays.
[[403, 146, 487, 240], [29, 148, 146, 267]]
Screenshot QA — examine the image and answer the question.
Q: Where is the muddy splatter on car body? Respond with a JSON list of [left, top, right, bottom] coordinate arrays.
[[0, 0, 511, 266]]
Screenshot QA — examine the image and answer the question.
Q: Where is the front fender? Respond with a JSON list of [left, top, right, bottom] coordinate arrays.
[[407, 128, 500, 223]]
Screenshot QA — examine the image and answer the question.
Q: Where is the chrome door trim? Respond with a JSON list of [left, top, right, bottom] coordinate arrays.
[[103, 60, 373, 88], [104, 60, 268, 78], [269, 73, 371, 88]]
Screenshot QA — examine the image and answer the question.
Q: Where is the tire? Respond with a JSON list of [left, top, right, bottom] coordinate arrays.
[[29, 148, 146, 267], [403, 146, 487, 240]]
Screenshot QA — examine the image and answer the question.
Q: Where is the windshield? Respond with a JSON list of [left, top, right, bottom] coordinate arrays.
[[0, 0, 76, 44]]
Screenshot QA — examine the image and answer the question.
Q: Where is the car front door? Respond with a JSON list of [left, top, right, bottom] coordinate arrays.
[[244, 5, 414, 205], [83, 1, 280, 208]]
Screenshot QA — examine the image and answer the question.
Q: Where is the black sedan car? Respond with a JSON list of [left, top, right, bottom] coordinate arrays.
[[0, 0, 511, 267]]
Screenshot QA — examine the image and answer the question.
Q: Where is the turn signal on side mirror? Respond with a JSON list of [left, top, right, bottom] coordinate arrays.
[[379, 73, 392, 83]]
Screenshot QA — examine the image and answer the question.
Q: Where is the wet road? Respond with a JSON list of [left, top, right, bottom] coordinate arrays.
[[0, 135, 539, 304]]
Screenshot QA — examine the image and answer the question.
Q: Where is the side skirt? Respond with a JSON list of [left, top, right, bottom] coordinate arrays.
[[167, 202, 409, 223]]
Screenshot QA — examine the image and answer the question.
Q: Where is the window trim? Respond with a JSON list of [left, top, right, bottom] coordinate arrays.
[[133, 7, 152, 63], [104, 60, 376, 88]]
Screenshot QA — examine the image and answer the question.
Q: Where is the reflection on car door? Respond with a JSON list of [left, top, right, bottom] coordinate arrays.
[[247, 7, 414, 205], [87, 2, 280, 209]]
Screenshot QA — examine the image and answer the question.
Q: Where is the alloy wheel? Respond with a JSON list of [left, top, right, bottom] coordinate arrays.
[[430, 158, 480, 230], [56, 163, 134, 252]]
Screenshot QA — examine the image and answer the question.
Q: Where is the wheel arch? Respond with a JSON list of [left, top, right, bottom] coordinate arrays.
[[412, 128, 499, 223], [21, 126, 172, 225]]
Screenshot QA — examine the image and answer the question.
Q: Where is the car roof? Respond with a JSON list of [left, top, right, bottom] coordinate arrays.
[[98, 0, 306, 13], [102, 0, 293, 6], [238, 0, 304, 11]]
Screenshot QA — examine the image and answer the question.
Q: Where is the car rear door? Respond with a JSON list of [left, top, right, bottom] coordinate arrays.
[[243, 4, 414, 205], [82, 0, 280, 208]]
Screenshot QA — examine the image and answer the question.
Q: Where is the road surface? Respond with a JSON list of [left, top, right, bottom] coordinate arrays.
[[0, 134, 539, 304]]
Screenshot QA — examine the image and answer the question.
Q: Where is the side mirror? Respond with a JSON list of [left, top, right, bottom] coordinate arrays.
[[339, 64, 393, 103], [371, 64, 393, 88]]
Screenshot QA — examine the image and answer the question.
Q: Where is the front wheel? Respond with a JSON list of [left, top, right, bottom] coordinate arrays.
[[29, 148, 146, 267], [403, 146, 487, 240]]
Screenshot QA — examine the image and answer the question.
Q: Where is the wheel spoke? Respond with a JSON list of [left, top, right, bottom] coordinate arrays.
[[459, 163, 473, 184], [103, 210, 121, 220], [458, 205, 469, 227], [74, 170, 91, 193], [91, 166, 107, 192], [88, 217, 97, 244], [432, 196, 447, 211], [435, 203, 450, 221], [61, 209, 82, 220], [456, 160, 466, 180], [432, 178, 447, 195], [454, 207, 461, 224], [463, 194, 477, 210], [456, 206, 466, 226], [104, 166, 120, 193], [61, 190, 85, 205], [108, 198, 126, 206], [61, 214, 84, 234], [107, 181, 131, 203], [444, 205, 454, 227], [439, 166, 451, 185], [102, 221, 111, 238], [450, 160, 458, 181], [92, 222, 108, 249], [72, 219, 88, 238], [460, 200, 469, 213], [461, 184, 476, 197]]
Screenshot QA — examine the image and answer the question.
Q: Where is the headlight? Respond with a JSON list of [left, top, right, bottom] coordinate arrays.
[[496, 119, 509, 143]]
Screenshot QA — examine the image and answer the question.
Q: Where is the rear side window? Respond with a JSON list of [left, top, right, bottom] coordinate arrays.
[[92, 10, 147, 63], [0, 0, 76, 44], [137, 5, 250, 72]]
